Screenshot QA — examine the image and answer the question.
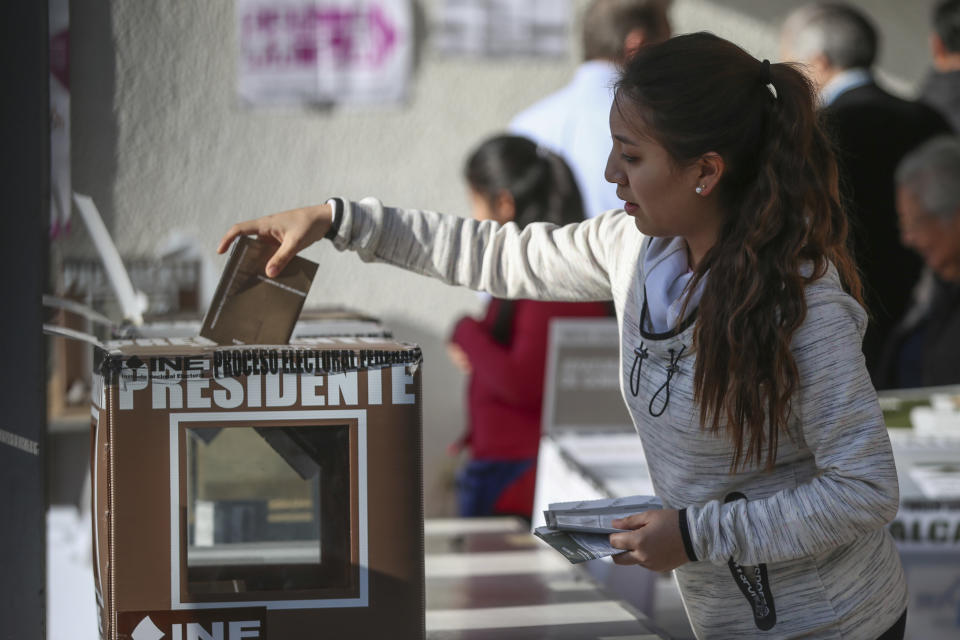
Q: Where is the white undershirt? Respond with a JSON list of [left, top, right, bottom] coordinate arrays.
[[642, 236, 706, 333]]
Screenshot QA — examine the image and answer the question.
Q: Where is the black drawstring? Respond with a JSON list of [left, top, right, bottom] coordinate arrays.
[[649, 345, 685, 417], [629, 342, 649, 396]]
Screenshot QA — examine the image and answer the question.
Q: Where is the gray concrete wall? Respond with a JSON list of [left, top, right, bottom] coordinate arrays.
[[65, 0, 942, 516]]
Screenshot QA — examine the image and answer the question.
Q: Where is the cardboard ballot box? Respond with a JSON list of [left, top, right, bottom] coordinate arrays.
[[91, 335, 424, 640]]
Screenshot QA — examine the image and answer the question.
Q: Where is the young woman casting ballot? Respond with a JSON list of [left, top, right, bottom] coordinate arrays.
[[219, 33, 907, 640]]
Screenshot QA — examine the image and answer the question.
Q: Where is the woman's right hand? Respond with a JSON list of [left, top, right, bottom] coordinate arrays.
[[217, 203, 333, 277]]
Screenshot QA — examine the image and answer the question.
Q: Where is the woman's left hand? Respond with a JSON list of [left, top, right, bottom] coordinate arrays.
[[608, 508, 690, 572]]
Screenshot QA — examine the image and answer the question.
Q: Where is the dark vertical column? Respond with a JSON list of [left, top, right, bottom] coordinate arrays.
[[0, 1, 49, 638]]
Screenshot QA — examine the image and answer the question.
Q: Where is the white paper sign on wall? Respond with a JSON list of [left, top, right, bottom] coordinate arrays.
[[236, 0, 412, 106], [434, 0, 571, 58]]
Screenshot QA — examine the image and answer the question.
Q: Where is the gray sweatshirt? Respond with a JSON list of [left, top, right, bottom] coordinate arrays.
[[330, 198, 908, 639]]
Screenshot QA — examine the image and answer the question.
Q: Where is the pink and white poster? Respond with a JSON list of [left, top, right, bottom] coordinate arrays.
[[50, 0, 70, 237], [236, 0, 412, 106]]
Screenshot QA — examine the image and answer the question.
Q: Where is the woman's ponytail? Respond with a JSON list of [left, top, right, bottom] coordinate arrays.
[[465, 135, 586, 229]]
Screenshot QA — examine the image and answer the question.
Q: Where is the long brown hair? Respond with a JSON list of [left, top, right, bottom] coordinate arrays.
[[616, 32, 863, 471]]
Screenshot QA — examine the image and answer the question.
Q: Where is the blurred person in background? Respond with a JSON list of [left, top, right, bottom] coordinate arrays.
[[510, 0, 671, 219], [921, 0, 960, 131], [876, 135, 960, 388], [780, 2, 951, 383], [446, 135, 610, 519]]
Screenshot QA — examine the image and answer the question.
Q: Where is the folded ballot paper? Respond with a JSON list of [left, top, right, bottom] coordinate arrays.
[[200, 235, 317, 345], [534, 495, 662, 563]]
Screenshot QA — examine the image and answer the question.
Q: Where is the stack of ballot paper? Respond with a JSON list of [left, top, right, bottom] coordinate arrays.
[[534, 495, 662, 563]]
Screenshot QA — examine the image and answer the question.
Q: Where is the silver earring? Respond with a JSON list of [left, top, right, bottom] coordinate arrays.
[[695, 185, 705, 195]]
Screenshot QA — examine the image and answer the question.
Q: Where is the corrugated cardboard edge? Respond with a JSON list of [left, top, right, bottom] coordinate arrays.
[[416, 375, 426, 636], [107, 378, 118, 639]]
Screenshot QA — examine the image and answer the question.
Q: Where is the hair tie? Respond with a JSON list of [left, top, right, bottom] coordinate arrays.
[[760, 59, 777, 100]]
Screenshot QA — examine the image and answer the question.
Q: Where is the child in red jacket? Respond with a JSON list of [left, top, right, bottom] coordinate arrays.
[[447, 135, 610, 519]]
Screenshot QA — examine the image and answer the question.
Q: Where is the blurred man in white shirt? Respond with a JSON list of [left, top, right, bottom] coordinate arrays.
[[510, 0, 670, 218]]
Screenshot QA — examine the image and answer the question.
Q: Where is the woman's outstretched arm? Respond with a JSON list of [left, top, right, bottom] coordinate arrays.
[[219, 198, 630, 302]]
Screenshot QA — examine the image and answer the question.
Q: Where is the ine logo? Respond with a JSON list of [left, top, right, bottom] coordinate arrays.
[[132, 617, 164, 640], [130, 614, 261, 640]]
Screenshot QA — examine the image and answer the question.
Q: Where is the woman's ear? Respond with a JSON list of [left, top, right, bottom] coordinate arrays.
[[693, 152, 725, 197], [622, 28, 648, 60], [494, 190, 517, 223], [932, 33, 949, 68]]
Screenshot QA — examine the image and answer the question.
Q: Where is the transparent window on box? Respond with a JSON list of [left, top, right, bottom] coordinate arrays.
[[183, 423, 356, 600]]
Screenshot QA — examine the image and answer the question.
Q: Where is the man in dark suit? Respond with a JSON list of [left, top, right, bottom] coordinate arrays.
[[781, 3, 952, 383], [921, 0, 960, 132], [876, 136, 960, 388]]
